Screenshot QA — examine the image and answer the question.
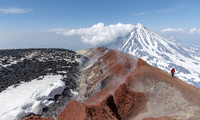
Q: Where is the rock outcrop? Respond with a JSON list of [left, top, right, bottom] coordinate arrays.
[[58, 83, 147, 120], [114, 83, 146, 119], [58, 94, 120, 120]]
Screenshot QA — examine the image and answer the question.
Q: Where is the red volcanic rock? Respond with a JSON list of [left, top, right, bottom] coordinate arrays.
[[85, 94, 121, 120], [114, 83, 147, 120], [125, 57, 200, 119], [58, 83, 147, 120], [84, 49, 138, 105], [58, 100, 87, 120], [143, 116, 173, 120], [23, 116, 54, 120], [58, 94, 120, 120], [137, 58, 149, 68]]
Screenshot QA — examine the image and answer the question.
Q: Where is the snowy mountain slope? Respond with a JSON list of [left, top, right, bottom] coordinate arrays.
[[166, 36, 200, 60], [107, 23, 200, 88]]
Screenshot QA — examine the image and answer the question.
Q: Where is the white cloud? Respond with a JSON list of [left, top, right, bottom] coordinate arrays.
[[0, 7, 33, 14], [161, 28, 185, 33], [133, 12, 147, 16], [189, 28, 197, 34], [188, 28, 200, 34], [161, 28, 200, 35], [49, 22, 135, 45]]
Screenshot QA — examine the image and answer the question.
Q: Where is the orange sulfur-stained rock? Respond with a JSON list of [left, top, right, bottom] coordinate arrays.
[[85, 94, 121, 120], [58, 94, 121, 120], [83, 49, 138, 105], [58, 100, 87, 120], [58, 83, 147, 120], [114, 83, 147, 120]]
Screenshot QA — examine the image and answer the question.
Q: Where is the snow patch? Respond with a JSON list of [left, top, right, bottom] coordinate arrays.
[[0, 75, 65, 120], [70, 89, 78, 96]]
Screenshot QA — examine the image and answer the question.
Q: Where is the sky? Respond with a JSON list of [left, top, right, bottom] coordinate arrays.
[[0, 0, 200, 50]]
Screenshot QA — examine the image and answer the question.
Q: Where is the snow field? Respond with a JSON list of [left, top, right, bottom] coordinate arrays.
[[0, 75, 65, 120], [114, 23, 200, 87]]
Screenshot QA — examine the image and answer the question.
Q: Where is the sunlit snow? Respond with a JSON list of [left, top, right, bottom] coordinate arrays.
[[0, 75, 65, 120], [108, 23, 200, 88]]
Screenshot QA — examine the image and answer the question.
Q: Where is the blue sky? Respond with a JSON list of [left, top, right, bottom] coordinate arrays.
[[0, 0, 200, 50]]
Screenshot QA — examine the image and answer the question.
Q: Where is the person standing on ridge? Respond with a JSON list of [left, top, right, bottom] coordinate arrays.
[[171, 68, 175, 77]]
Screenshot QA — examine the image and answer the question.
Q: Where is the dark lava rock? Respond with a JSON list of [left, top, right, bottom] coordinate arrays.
[[0, 48, 84, 92]]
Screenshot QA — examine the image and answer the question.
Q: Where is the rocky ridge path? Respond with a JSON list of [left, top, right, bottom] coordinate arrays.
[[23, 47, 200, 120]]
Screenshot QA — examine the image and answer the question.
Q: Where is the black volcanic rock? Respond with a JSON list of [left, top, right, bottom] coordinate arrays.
[[0, 48, 84, 92]]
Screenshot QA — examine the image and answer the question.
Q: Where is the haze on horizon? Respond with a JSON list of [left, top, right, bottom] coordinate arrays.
[[0, 0, 200, 50]]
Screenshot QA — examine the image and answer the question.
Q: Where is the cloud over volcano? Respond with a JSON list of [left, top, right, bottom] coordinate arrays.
[[49, 22, 135, 45]]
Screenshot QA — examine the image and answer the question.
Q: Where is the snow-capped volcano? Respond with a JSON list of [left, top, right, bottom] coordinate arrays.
[[107, 23, 200, 88]]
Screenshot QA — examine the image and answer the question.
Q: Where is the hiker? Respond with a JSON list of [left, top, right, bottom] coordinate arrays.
[[171, 68, 175, 77]]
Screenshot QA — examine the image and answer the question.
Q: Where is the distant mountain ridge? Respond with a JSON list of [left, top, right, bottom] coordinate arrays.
[[107, 23, 200, 88]]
